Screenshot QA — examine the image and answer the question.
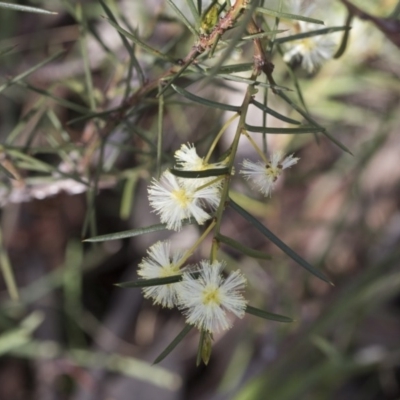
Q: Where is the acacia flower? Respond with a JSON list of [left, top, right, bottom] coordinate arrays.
[[178, 260, 247, 333], [138, 241, 185, 308], [240, 152, 299, 197], [174, 143, 227, 190], [148, 170, 220, 231], [283, 21, 336, 73]]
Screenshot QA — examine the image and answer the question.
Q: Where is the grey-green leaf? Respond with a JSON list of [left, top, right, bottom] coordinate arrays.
[[0, 2, 57, 14], [245, 305, 293, 323], [0, 51, 64, 94], [171, 84, 240, 112], [170, 167, 229, 178], [84, 221, 192, 242], [217, 234, 272, 260], [274, 26, 350, 44], [153, 325, 193, 364], [245, 124, 321, 134], [116, 275, 184, 288], [276, 91, 353, 154], [229, 199, 332, 284], [254, 6, 324, 25], [251, 99, 301, 125]]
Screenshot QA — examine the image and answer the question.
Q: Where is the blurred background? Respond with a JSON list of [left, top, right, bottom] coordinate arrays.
[[0, 0, 399, 399]]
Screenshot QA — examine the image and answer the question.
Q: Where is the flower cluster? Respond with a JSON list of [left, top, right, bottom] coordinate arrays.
[[283, 21, 337, 73], [240, 152, 300, 197], [148, 144, 225, 231], [138, 241, 247, 334], [141, 145, 298, 336]]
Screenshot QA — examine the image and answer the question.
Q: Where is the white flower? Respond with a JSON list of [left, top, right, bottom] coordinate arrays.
[[174, 143, 227, 190], [148, 170, 220, 231], [240, 152, 299, 197], [283, 21, 336, 73], [138, 241, 185, 308], [178, 260, 247, 333]]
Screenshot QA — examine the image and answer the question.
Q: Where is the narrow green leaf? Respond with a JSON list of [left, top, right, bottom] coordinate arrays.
[[212, 63, 253, 74], [167, 0, 199, 36], [229, 199, 332, 284], [214, 73, 289, 90], [83, 220, 193, 242], [251, 99, 301, 125], [334, 14, 353, 59], [0, 228, 19, 301], [274, 26, 349, 44], [99, 0, 145, 86], [254, 6, 324, 25], [117, 274, 184, 288], [106, 18, 175, 63], [217, 234, 272, 260], [0, 2, 57, 14], [77, 4, 95, 110], [67, 106, 123, 125], [153, 325, 193, 364], [170, 167, 229, 178], [0, 45, 16, 57], [158, 56, 199, 97], [0, 51, 64, 94], [157, 89, 164, 178], [242, 30, 287, 40], [245, 124, 321, 134], [6, 150, 53, 173], [172, 84, 240, 112], [0, 162, 17, 180], [120, 175, 139, 220], [185, 0, 201, 27], [245, 305, 293, 323], [276, 91, 353, 154], [17, 82, 91, 114]]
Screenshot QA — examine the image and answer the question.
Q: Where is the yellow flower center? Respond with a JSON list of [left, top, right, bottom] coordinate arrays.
[[300, 38, 316, 52], [265, 163, 282, 182], [202, 286, 221, 306], [160, 263, 180, 278], [171, 188, 191, 208]]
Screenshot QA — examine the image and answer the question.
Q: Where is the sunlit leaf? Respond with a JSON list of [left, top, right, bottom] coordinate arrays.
[[0, 2, 57, 14], [254, 6, 324, 25], [84, 221, 192, 242], [274, 26, 349, 44], [167, 0, 199, 36]]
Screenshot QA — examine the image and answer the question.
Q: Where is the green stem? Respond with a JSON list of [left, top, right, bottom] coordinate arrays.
[[176, 219, 216, 269], [243, 130, 268, 163], [212, 70, 258, 238], [205, 113, 239, 163]]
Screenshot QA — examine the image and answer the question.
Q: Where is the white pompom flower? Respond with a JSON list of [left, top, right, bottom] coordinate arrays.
[[148, 170, 221, 231], [138, 241, 186, 308], [174, 143, 227, 190], [240, 152, 299, 197], [178, 260, 247, 333], [283, 21, 336, 73]]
